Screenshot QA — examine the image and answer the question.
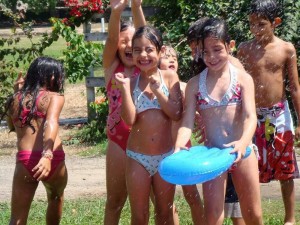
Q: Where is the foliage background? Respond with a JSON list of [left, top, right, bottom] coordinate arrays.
[[0, 0, 299, 139], [144, 0, 300, 82]]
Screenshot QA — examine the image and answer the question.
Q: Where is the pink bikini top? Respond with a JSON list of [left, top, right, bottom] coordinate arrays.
[[106, 63, 140, 131], [13, 91, 46, 126], [196, 63, 242, 110]]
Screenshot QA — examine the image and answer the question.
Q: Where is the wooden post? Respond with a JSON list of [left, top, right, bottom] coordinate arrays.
[[101, 17, 106, 45], [83, 5, 158, 122], [83, 21, 96, 122]]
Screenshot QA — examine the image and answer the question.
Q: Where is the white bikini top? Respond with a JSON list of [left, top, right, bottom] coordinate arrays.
[[133, 70, 169, 114], [197, 63, 242, 110]]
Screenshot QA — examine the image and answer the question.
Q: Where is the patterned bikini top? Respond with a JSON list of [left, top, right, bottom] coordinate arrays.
[[13, 91, 46, 126], [197, 64, 242, 110], [133, 70, 169, 114]]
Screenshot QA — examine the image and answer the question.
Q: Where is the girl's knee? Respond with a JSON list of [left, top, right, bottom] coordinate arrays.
[[131, 211, 149, 224], [105, 195, 127, 210], [155, 205, 174, 222], [242, 209, 263, 224], [45, 187, 64, 201], [10, 215, 29, 225], [184, 192, 201, 205]]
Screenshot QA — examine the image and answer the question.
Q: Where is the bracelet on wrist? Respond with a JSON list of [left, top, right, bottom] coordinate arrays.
[[42, 150, 53, 160]]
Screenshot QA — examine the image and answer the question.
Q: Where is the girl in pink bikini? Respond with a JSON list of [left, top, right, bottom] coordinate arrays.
[[3, 56, 67, 225], [102, 0, 146, 224]]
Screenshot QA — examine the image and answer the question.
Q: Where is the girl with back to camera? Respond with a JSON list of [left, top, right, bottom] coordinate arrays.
[[2, 56, 67, 225], [102, 0, 145, 224], [175, 18, 263, 225], [114, 25, 182, 225]]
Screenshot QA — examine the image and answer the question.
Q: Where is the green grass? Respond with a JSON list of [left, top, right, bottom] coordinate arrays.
[[77, 141, 108, 157], [2, 36, 104, 78], [3, 36, 67, 62], [1, 196, 299, 224]]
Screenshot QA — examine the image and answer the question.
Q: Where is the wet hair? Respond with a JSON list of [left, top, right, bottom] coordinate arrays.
[[198, 17, 231, 50], [132, 25, 163, 52], [187, 17, 209, 45], [158, 45, 177, 69], [191, 18, 230, 74], [120, 20, 134, 32], [249, 0, 279, 22], [2, 56, 65, 133], [23, 56, 65, 93]]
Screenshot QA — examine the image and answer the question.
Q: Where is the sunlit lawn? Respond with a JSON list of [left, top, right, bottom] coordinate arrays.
[[2, 35, 104, 77], [0, 196, 299, 225], [1, 29, 300, 225]]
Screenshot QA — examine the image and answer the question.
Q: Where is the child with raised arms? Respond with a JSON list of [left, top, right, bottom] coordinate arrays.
[[237, 0, 300, 223], [115, 25, 182, 225], [2, 56, 68, 225], [175, 18, 263, 225], [102, 0, 146, 224]]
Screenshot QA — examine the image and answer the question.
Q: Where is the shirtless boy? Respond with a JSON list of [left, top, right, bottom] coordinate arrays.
[[237, 0, 300, 224]]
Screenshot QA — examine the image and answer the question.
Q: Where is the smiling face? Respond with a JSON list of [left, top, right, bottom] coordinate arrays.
[[159, 47, 178, 72], [117, 26, 136, 67], [249, 14, 275, 43], [132, 35, 160, 73], [202, 36, 229, 72]]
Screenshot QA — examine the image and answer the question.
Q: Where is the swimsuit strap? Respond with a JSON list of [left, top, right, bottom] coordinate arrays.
[[133, 69, 169, 114], [13, 90, 46, 125], [197, 63, 242, 109]]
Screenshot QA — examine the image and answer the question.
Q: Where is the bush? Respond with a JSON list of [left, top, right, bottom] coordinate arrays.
[[147, 0, 300, 81]]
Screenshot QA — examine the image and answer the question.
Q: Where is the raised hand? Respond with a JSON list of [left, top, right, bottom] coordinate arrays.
[[110, 0, 128, 12], [14, 72, 25, 92], [149, 74, 161, 92], [131, 0, 142, 7], [114, 72, 130, 88]]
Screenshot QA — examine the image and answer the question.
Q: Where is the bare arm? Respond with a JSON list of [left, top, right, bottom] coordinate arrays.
[[114, 73, 137, 126], [227, 72, 257, 162], [151, 71, 183, 121], [43, 94, 64, 152], [174, 77, 198, 152], [286, 43, 300, 140], [33, 94, 64, 181], [131, 0, 146, 28], [102, 0, 128, 83]]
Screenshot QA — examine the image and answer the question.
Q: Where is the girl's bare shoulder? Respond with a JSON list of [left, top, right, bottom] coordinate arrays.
[[186, 75, 200, 93], [38, 91, 64, 110], [236, 68, 254, 85]]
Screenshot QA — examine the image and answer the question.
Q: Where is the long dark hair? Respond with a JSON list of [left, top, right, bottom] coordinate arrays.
[[132, 25, 163, 53], [192, 18, 230, 74], [2, 57, 65, 133]]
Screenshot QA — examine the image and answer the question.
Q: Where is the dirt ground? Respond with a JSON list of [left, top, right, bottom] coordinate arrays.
[[0, 83, 109, 202], [1, 84, 300, 204]]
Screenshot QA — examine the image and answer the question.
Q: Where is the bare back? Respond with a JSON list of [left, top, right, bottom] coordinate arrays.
[[9, 90, 64, 151], [238, 36, 295, 107]]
